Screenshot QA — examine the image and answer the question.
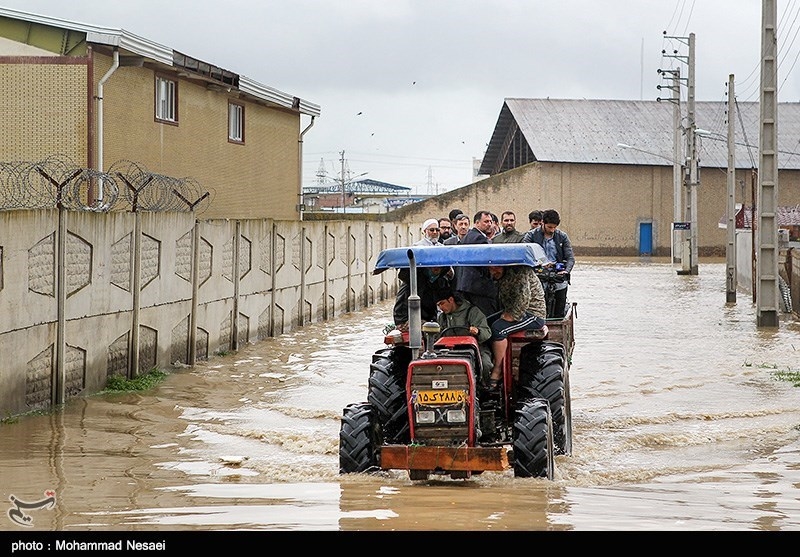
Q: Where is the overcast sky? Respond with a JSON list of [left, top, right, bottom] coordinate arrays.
[[2, 1, 794, 194]]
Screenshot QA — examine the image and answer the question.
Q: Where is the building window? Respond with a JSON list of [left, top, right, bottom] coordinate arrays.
[[228, 102, 244, 143], [155, 76, 178, 123]]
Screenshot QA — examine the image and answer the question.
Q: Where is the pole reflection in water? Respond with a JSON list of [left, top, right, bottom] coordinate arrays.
[[0, 259, 798, 531]]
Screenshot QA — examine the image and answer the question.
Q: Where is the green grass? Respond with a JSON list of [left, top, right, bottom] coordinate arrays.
[[104, 368, 168, 392], [773, 369, 800, 387], [2, 369, 169, 424], [744, 360, 800, 387], [2, 410, 42, 424]]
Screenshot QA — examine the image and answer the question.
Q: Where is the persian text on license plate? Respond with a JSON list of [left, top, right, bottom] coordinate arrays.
[[416, 389, 466, 405]]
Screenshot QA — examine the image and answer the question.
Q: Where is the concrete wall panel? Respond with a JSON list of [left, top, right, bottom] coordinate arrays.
[[138, 300, 194, 370], [65, 211, 135, 317], [136, 212, 196, 309], [0, 210, 58, 332], [0, 323, 55, 416], [195, 219, 236, 306], [64, 311, 136, 393], [194, 297, 235, 357]]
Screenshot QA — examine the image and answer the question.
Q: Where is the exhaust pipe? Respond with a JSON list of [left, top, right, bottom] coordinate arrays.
[[407, 249, 422, 359]]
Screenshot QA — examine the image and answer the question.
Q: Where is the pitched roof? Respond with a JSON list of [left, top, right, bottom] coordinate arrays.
[[719, 205, 800, 229], [0, 6, 320, 117], [479, 98, 800, 174]]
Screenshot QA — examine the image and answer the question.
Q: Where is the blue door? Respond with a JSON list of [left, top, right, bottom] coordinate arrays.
[[639, 222, 653, 255]]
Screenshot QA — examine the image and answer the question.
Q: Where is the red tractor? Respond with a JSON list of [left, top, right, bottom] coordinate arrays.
[[339, 244, 575, 480]]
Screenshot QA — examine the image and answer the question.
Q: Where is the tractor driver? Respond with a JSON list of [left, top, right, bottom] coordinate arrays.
[[434, 287, 494, 384]]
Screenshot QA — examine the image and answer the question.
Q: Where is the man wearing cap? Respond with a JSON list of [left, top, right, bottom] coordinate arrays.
[[414, 218, 443, 246]]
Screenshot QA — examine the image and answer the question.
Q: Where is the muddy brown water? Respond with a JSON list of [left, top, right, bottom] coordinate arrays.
[[1, 258, 799, 532]]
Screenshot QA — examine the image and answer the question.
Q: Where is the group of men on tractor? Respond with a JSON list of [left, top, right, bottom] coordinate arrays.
[[391, 208, 575, 393]]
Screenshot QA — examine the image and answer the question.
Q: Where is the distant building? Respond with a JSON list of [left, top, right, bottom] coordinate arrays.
[[719, 204, 800, 243], [393, 98, 800, 256], [473, 98, 800, 256], [302, 178, 422, 214]]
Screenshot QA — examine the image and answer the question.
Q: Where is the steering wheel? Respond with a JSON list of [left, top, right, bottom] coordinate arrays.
[[438, 326, 474, 337]]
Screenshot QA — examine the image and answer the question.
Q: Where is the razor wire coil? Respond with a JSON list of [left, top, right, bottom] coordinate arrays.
[[0, 155, 213, 213]]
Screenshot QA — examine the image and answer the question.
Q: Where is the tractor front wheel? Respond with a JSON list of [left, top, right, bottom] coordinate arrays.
[[339, 402, 381, 474], [512, 398, 555, 479]]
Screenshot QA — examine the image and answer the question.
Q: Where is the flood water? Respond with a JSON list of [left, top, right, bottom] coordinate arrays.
[[1, 258, 799, 532]]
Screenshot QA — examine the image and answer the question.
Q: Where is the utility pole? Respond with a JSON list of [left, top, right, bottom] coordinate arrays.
[[657, 65, 684, 265], [661, 32, 697, 274], [726, 74, 737, 303], [757, 0, 780, 327], [685, 32, 699, 275]]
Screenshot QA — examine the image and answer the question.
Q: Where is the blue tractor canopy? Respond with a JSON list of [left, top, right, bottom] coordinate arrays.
[[373, 243, 548, 275]]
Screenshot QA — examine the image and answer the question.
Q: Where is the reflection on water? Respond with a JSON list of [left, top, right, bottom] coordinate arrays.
[[0, 259, 798, 531]]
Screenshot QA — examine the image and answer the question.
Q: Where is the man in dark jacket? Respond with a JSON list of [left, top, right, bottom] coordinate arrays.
[[444, 213, 470, 245], [455, 211, 499, 317], [521, 209, 575, 317]]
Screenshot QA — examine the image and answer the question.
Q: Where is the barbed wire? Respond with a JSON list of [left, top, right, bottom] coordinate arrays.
[[0, 155, 214, 214]]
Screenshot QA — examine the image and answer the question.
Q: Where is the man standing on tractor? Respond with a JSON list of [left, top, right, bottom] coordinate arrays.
[[485, 264, 547, 392], [527, 210, 543, 231], [456, 211, 500, 317], [444, 213, 470, 245], [521, 209, 575, 318], [392, 266, 450, 331], [493, 210, 525, 243]]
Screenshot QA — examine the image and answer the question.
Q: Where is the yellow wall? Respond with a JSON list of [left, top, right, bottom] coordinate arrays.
[[95, 54, 301, 220], [0, 51, 301, 220], [0, 59, 88, 164]]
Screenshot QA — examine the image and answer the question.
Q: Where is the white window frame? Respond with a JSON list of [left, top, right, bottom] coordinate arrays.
[[228, 101, 244, 143], [155, 76, 177, 123]]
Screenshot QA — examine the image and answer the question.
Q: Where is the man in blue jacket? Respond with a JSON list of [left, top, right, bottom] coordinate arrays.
[[521, 209, 575, 318]]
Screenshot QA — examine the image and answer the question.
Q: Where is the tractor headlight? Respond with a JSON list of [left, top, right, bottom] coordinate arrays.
[[446, 409, 466, 423], [416, 410, 435, 424]]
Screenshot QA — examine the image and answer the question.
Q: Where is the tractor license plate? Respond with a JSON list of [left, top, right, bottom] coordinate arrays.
[[416, 389, 466, 405]]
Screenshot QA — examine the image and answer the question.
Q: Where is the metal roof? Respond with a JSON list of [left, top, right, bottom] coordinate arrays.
[[479, 98, 800, 174], [303, 178, 411, 194], [0, 6, 320, 117]]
